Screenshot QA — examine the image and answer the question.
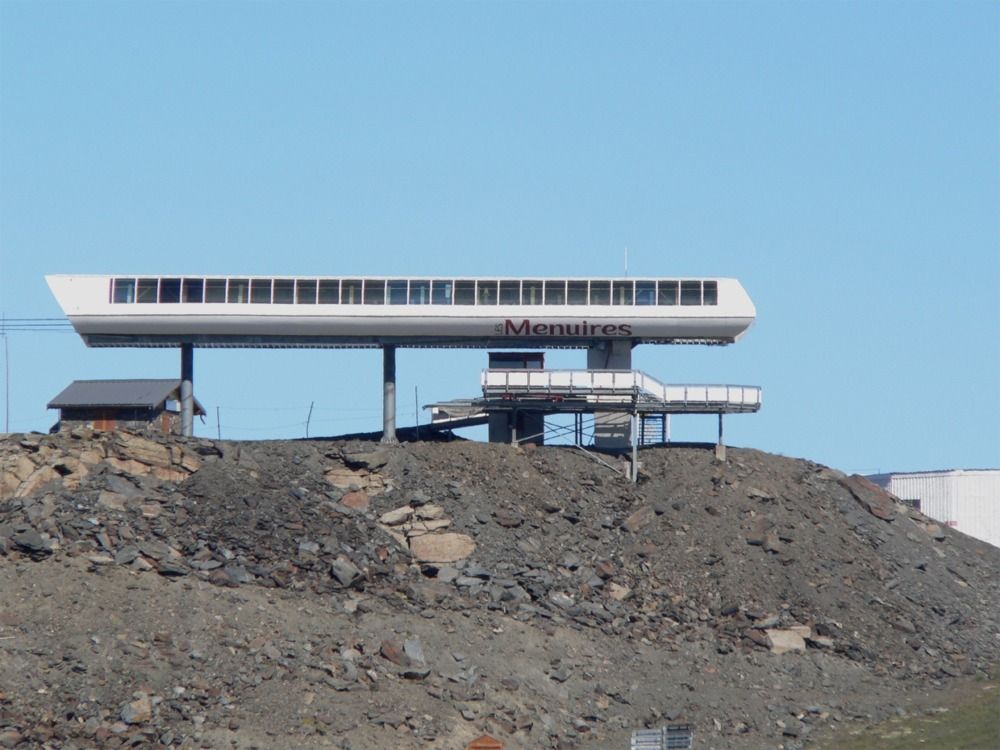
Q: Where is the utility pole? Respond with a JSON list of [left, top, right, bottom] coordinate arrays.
[[3, 330, 8, 434]]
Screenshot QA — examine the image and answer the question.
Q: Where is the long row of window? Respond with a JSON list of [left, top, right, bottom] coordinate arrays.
[[110, 277, 719, 307]]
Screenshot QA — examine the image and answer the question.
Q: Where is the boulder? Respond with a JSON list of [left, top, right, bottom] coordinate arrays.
[[341, 448, 390, 470], [14, 465, 61, 497], [115, 434, 172, 468], [408, 533, 475, 563], [766, 627, 809, 654], [97, 491, 128, 512], [379, 506, 414, 526], [120, 692, 152, 724], [840, 475, 898, 521], [330, 557, 363, 587], [623, 505, 655, 533]]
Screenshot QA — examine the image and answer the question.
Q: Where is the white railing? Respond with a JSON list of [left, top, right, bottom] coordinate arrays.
[[481, 369, 761, 411]]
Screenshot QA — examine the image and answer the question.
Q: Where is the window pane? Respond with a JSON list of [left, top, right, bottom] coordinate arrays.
[[274, 279, 294, 304], [364, 280, 385, 304], [522, 280, 543, 305], [297, 279, 318, 304], [112, 278, 135, 303], [205, 279, 226, 302], [250, 279, 272, 303], [544, 280, 566, 305], [318, 280, 340, 303], [589, 280, 610, 305], [680, 280, 701, 305], [228, 279, 249, 303], [159, 278, 181, 303], [567, 281, 588, 305], [477, 280, 498, 305], [657, 280, 678, 305], [635, 281, 655, 305], [499, 280, 520, 304], [612, 280, 633, 305], [703, 280, 718, 305], [431, 280, 452, 305], [341, 280, 362, 304], [388, 280, 408, 304], [182, 278, 204, 303], [137, 278, 158, 303], [409, 280, 430, 304], [454, 280, 476, 305]]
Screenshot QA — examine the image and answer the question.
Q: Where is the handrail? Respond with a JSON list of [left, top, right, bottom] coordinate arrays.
[[481, 368, 762, 409]]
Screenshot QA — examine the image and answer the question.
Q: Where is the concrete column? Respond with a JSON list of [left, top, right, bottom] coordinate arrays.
[[586, 339, 633, 370], [715, 413, 727, 461], [381, 345, 397, 444], [488, 411, 511, 444], [588, 340, 634, 450], [487, 410, 543, 445], [180, 343, 194, 437]]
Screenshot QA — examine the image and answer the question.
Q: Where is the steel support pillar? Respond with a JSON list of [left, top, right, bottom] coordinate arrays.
[[381, 345, 397, 444], [180, 343, 194, 437], [631, 411, 639, 482]]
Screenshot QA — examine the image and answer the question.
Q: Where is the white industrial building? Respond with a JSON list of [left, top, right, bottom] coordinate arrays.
[[868, 470, 1000, 549]]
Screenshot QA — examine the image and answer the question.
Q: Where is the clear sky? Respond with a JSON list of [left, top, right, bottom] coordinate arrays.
[[1, 1, 997, 474]]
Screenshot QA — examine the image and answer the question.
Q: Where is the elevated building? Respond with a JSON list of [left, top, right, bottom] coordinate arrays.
[[47, 274, 760, 453]]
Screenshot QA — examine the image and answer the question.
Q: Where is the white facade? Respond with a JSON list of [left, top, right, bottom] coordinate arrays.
[[46, 274, 756, 347], [885, 470, 1000, 549]]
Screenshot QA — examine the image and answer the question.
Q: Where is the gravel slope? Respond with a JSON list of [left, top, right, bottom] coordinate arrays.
[[1, 430, 998, 749]]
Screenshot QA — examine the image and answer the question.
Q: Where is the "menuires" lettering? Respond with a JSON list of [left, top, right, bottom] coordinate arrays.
[[499, 319, 633, 337]]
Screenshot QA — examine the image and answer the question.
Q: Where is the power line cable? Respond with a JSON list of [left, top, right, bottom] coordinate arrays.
[[0, 316, 74, 333]]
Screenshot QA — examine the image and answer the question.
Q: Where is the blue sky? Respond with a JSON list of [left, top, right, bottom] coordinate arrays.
[[1, 0, 997, 474]]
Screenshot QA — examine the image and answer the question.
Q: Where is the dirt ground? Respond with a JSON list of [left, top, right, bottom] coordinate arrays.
[[2, 431, 998, 749]]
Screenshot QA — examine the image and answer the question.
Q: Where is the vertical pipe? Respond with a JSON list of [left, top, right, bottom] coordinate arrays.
[[3, 332, 9, 434], [381, 345, 397, 444], [715, 413, 727, 462], [631, 411, 638, 482], [414, 385, 420, 440], [180, 343, 194, 437]]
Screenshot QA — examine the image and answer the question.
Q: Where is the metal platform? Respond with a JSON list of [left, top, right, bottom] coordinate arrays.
[[426, 368, 762, 476], [465, 368, 761, 415]]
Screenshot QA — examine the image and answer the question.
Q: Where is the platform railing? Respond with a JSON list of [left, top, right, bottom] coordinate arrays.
[[481, 368, 761, 410]]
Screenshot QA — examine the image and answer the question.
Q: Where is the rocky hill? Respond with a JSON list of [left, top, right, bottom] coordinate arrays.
[[1, 429, 998, 749]]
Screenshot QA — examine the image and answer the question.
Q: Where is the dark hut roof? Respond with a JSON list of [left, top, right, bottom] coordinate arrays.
[[48, 379, 205, 415]]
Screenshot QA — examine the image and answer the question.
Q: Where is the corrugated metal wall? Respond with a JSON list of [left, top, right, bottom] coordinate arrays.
[[888, 471, 1000, 548]]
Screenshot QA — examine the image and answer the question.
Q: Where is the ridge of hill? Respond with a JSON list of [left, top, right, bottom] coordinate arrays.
[[1, 429, 998, 749]]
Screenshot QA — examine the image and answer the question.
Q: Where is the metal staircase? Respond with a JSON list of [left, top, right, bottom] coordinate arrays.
[[639, 413, 667, 445]]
